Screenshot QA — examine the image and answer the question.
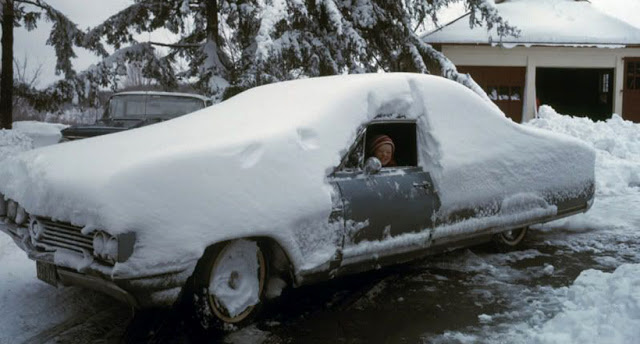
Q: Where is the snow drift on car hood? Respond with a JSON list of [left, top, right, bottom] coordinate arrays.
[[0, 73, 595, 275]]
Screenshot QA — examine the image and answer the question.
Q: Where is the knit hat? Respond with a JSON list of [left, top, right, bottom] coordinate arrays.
[[368, 134, 395, 155]]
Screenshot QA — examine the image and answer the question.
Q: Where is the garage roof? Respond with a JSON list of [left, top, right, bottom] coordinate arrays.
[[423, 0, 640, 47]]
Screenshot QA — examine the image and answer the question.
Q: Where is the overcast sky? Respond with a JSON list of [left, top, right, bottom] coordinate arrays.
[[9, 0, 640, 88], [13, 0, 133, 87]]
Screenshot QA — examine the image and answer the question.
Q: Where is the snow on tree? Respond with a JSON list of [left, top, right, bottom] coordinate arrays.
[[0, 0, 107, 129], [88, 0, 518, 102]]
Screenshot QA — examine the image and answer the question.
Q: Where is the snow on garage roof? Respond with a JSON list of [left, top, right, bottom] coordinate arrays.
[[423, 0, 640, 47]]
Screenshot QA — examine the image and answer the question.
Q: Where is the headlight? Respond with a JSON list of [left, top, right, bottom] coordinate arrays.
[[15, 206, 27, 225], [7, 200, 17, 221], [104, 237, 119, 262], [93, 232, 108, 259], [92, 231, 136, 264]]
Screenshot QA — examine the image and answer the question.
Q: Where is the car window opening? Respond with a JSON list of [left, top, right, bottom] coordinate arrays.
[[341, 121, 418, 170], [365, 122, 418, 168]]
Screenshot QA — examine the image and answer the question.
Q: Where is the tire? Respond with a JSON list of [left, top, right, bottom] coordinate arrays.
[[493, 226, 528, 251], [192, 239, 267, 331]]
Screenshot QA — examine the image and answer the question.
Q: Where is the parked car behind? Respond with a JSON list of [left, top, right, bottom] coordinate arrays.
[[60, 91, 211, 141], [0, 73, 595, 331]]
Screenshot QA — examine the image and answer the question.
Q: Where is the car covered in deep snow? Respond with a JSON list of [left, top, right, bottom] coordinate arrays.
[[0, 73, 595, 329], [60, 91, 211, 141]]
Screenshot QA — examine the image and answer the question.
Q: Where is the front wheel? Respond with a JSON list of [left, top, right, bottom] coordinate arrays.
[[493, 226, 528, 251], [192, 239, 267, 330]]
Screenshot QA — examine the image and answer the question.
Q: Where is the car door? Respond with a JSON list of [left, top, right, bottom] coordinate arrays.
[[330, 120, 440, 246]]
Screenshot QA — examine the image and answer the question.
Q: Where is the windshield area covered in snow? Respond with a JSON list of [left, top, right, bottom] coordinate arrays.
[[103, 94, 205, 121]]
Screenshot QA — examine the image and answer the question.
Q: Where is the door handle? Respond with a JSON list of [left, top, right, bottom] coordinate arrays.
[[412, 181, 431, 189]]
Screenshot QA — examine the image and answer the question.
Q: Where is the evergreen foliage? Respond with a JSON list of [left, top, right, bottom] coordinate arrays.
[[4, 0, 519, 125], [0, 0, 107, 128], [84, 0, 518, 101]]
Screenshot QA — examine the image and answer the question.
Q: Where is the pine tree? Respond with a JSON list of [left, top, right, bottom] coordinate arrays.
[[87, 0, 518, 102], [0, 0, 106, 129]]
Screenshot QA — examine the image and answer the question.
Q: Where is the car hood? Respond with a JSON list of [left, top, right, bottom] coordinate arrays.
[[0, 73, 595, 275]]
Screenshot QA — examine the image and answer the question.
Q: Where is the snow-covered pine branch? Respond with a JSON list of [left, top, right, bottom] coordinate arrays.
[[78, 0, 518, 102]]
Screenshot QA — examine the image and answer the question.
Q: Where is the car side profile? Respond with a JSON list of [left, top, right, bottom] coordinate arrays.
[[0, 73, 595, 330]]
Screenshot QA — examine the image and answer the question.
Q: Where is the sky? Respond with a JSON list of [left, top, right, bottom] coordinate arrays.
[[7, 0, 640, 88], [13, 0, 132, 87]]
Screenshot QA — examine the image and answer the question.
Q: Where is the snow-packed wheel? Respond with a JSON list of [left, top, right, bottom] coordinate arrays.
[[192, 239, 267, 330], [493, 226, 528, 251]]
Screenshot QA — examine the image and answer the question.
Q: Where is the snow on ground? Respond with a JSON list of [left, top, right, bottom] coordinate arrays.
[[427, 106, 640, 343], [0, 130, 33, 162], [0, 233, 119, 344], [521, 107, 640, 342], [12, 121, 68, 148], [532, 264, 640, 344], [529, 106, 640, 233]]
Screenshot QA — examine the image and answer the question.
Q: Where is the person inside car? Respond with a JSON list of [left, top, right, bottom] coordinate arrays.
[[368, 134, 397, 167]]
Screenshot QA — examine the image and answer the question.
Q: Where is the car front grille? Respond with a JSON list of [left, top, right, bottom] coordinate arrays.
[[34, 218, 93, 254]]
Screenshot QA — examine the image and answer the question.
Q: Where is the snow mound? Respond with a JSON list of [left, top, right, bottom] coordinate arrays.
[[528, 106, 640, 197], [0, 130, 33, 163], [533, 264, 640, 344], [12, 121, 68, 148]]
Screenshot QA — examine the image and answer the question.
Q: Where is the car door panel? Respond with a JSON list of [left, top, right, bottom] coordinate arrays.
[[334, 167, 439, 245]]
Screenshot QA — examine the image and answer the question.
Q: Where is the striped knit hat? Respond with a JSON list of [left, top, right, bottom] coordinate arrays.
[[368, 135, 395, 155]]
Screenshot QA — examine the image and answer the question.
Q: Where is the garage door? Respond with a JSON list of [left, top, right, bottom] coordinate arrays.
[[623, 58, 640, 123], [457, 66, 526, 123]]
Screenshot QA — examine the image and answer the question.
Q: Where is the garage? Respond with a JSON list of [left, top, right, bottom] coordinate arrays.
[[423, 0, 640, 123], [624, 58, 640, 122], [536, 68, 614, 122], [457, 66, 525, 123]]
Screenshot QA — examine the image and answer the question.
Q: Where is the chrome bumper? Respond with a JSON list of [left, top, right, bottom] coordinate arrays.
[[58, 268, 139, 307], [1, 219, 187, 308]]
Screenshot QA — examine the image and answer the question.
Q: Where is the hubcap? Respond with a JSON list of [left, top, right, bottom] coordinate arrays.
[[228, 271, 240, 290], [207, 240, 266, 323]]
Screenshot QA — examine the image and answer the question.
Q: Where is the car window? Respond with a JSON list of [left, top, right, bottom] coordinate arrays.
[[107, 95, 146, 119], [341, 131, 365, 170], [338, 120, 418, 172], [365, 122, 418, 167], [145, 96, 205, 119]]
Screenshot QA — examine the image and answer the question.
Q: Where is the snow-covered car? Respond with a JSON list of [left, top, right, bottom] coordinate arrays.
[[60, 91, 211, 141], [0, 73, 595, 330]]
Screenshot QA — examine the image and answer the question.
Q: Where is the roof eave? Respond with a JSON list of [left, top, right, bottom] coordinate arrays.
[[429, 42, 639, 48]]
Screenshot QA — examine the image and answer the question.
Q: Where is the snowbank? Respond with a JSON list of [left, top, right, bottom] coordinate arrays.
[[12, 121, 68, 148], [533, 264, 640, 344], [529, 106, 640, 197], [526, 106, 640, 232], [0, 130, 33, 162]]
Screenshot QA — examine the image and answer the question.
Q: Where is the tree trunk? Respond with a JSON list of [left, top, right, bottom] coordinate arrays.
[[205, 0, 218, 44], [1, 0, 14, 129]]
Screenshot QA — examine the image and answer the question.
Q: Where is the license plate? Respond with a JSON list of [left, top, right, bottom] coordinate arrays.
[[36, 261, 58, 286]]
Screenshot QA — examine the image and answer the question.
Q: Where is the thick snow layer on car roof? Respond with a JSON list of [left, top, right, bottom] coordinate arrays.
[[424, 0, 640, 46], [0, 73, 594, 276]]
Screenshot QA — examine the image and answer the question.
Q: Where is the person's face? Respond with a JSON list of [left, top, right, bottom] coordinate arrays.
[[374, 144, 393, 166]]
